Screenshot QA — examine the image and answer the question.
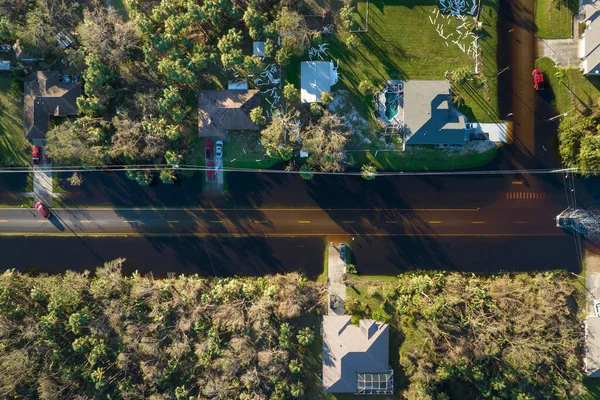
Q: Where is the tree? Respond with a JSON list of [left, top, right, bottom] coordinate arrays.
[[358, 80, 375, 97], [46, 120, 105, 166], [310, 102, 323, 116], [339, 5, 358, 31], [249, 107, 266, 126], [299, 164, 314, 180], [283, 83, 300, 107], [243, 55, 264, 76], [346, 34, 359, 50], [260, 110, 299, 159], [218, 28, 244, 68], [301, 112, 352, 172], [243, 4, 268, 40], [361, 164, 376, 180], [320, 92, 333, 106], [67, 172, 83, 186], [274, 8, 309, 58]]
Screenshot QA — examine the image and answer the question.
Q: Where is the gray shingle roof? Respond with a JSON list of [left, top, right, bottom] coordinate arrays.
[[322, 316, 390, 393], [403, 80, 467, 145], [24, 71, 81, 140], [197, 90, 260, 138]]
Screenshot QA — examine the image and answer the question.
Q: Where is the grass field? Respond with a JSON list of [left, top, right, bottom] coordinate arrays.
[[327, 0, 499, 122], [534, 0, 576, 39], [223, 132, 282, 169], [0, 75, 28, 167], [351, 142, 499, 171], [535, 57, 600, 114]]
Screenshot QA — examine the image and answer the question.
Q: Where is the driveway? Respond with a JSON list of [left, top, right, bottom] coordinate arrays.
[[327, 236, 349, 315], [32, 139, 53, 206], [535, 38, 580, 67]]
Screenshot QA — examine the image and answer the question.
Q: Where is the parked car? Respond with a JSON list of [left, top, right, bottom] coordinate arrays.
[[339, 243, 346, 262], [595, 300, 600, 317], [35, 201, 51, 218], [32, 146, 40, 165], [42, 149, 51, 164], [205, 140, 213, 159], [207, 161, 215, 180], [533, 69, 544, 91], [215, 140, 223, 158]]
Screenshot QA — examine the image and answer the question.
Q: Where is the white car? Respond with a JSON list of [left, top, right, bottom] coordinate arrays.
[[215, 140, 223, 158], [594, 300, 600, 317]]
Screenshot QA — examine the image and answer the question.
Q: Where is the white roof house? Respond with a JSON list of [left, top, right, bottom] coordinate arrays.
[[0, 60, 10, 71], [322, 316, 393, 394], [300, 61, 338, 103], [581, 0, 600, 75]]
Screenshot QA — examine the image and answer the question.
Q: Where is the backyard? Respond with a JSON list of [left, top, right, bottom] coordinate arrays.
[[534, 0, 577, 39], [327, 0, 500, 123]]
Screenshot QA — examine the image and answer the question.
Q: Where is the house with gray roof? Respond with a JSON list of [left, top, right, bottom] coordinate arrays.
[[197, 90, 260, 138], [24, 71, 81, 140], [581, 0, 600, 75], [402, 80, 468, 149], [322, 315, 393, 394]]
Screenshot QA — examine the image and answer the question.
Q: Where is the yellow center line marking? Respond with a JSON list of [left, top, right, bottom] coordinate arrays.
[[167, 220, 179, 223], [123, 220, 137, 223], [80, 220, 93, 223], [342, 220, 355, 223], [512, 181, 523, 185], [386, 221, 398, 224], [211, 220, 224, 223], [429, 221, 442, 224], [254, 220, 267, 224], [0, 220, 7, 222], [472, 221, 485, 224], [298, 220, 311, 224], [514, 221, 528, 224]]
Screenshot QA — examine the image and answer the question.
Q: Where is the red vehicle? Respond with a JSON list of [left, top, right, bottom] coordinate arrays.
[[533, 69, 544, 91], [207, 161, 215, 180], [42, 149, 51, 164], [35, 201, 51, 218], [205, 140, 213, 159], [32, 146, 40, 165]]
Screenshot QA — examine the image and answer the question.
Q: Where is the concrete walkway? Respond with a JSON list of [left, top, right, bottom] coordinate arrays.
[[535, 38, 580, 67], [327, 237, 348, 315]]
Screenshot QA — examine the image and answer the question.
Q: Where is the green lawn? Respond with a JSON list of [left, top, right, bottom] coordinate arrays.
[[535, 57, 600, 114], [534, 0, 577, 39], [0, 75, 28, 167], [351, 142, 499, 171], [111, 0, 130, 19], [328, 0, 499, 122], [223, 131, 282, 169]]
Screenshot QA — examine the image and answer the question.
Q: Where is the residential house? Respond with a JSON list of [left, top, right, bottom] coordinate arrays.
[[300, 61, 337, 103], [197, 90, 260, 138], [322, 315, 393, 394], [24, 71, 81, 140], [402, 80, 469, 149], [581, 0, 600, 75]]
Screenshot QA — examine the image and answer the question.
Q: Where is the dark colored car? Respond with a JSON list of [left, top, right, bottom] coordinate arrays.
[[32, 146, 40, 165], [207, 161, 215, 180], [35, 201, 51, 218], [533, 69, 544, 91], [339, 243, 346, 262], [42, 149, 51, 164], [205, 140, 213, 159]]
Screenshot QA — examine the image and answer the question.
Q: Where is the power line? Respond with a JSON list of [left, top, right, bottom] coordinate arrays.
[[11, 164, 581, 177]]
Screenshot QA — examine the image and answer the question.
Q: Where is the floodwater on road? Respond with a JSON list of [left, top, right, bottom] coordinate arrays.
[[1, 236, 326, 279]]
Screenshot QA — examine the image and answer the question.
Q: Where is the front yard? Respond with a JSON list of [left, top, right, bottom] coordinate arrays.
[[534, 0, 577, 39], [535, 57, 600, 114]]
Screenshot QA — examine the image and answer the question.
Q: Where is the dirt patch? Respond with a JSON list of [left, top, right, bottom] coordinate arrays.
[[329, 90, 372, 142], [587, 249, 600, 274]]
